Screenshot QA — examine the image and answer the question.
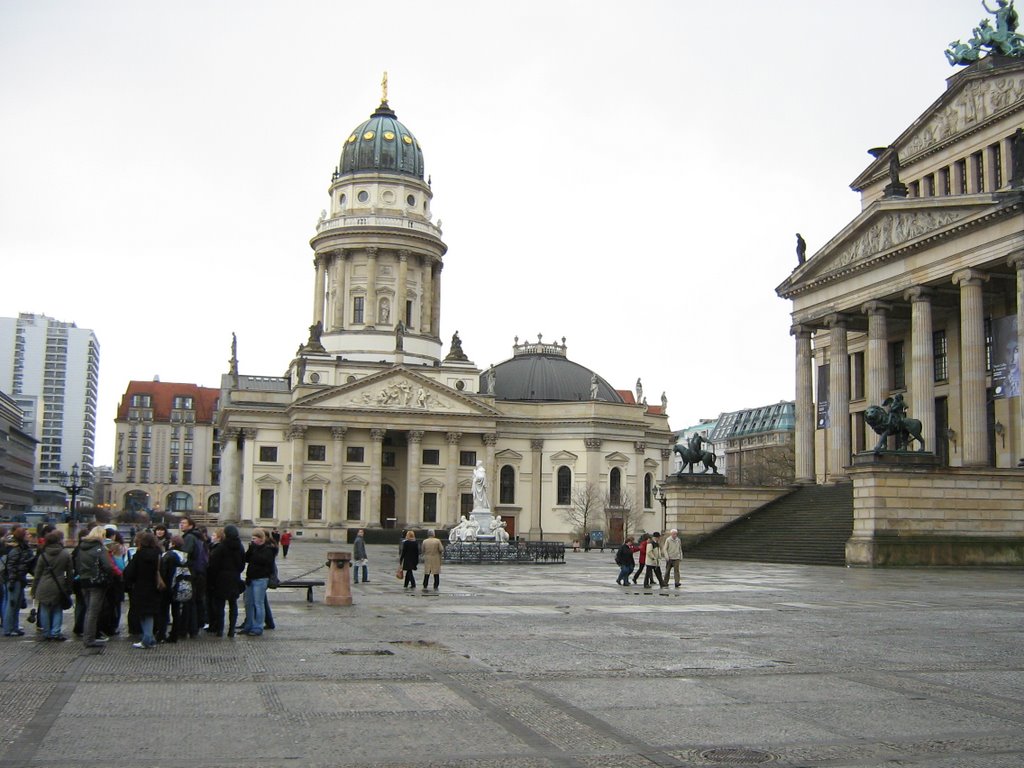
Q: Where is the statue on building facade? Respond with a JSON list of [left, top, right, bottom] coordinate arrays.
[[864, 394, 926, 453], [229, 333, 239, 378], [635, 378, 643, 403], [673, 433, 718, 475], [946, 1, 1024, 64], [445, 330, 469, 362], [795, 233, 807, 265], [395, 320, 405, 351], [590, 373, 599, 399]]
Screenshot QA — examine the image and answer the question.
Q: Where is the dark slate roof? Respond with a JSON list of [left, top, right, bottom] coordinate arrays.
[[334, 101, 425, 180], [486, 353, 624, 403]]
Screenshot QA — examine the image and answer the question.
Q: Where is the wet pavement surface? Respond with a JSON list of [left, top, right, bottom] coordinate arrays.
[[0, 542, 1022, 767]]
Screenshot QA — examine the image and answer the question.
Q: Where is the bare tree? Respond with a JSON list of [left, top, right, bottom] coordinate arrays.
[[565, 482, 603, 538], [735, 442, 795, 486]]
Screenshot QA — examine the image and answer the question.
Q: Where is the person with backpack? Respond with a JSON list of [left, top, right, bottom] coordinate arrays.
[[31, 530, 73, 641], [3, 527, 37, 637], [615, 536, 636, 585], [159, 536, 191, 643], [75, 526, 119, 648]]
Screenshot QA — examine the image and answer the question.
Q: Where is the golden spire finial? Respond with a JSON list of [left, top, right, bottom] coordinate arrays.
[[381, 71, 388, 104]]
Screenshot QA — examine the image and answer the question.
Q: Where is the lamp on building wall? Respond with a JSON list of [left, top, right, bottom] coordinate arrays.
[[944, 427, 958, 453], [60, 463, 89, 527], [655, 483, 667, 532]]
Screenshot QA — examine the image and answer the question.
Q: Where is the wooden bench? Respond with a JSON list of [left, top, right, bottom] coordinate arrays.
[[274, 579, 325, 603]]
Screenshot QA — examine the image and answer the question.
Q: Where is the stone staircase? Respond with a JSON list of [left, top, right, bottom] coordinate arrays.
[[683, 483, 854, 566]]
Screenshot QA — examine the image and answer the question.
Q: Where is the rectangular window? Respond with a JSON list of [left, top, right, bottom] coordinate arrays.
[[933, 330, 948, 382], [909, 180, 919, 197], [939, 167, 950, 196], [459, 450, 476, 467], [170, 440, 179, 455], [422, 449, 440, 465], [130, 394, 152, 408], [173, 396, 194, 410], [990, 142, 1002, 189], [973, 151, 985, 192], [307, 489, 323, 520], [956, 158, 968, 194], [985, 317, 993, 372], [346, 446, 365, 463], [406, 300, 414, 328], [184, 441, 192, 456], [259, 488, 275, 519], [422, 492, 437, 523], [346, 489, 361, 521], [259, 446, 278, 462], [382, 450, 396, 467], [921, 174, 933, 197], [307, 444, 326, 461], [850, 351, 865, 401], [460, 493, 473, 516], [353, 296, 364, 324], [891, 340, 906, 390]]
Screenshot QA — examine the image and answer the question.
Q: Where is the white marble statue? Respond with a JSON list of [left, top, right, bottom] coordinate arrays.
[[464, 516, 480, 541], [494, 520, 509, 545], [472, 461, 490, 511]]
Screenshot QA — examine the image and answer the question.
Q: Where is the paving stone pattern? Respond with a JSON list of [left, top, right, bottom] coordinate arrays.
[[0, 544, 1022, 767]]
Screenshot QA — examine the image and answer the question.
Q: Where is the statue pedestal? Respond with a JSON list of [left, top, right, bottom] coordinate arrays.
[[883, 182, 908, 198], [324, 551, 353, 606], [852, 451, 940, 468], [669, 472, 726, 487], [470, 508, 495, 540]]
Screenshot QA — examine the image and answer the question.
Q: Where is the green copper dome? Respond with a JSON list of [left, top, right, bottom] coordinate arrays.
[[334, 101, 425, 181]]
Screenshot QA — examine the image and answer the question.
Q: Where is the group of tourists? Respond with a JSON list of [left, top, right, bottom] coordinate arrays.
[[614, 529, 684, 588], [0, 518, 280, 649]]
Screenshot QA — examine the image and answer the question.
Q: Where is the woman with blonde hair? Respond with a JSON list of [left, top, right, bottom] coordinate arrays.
[[239, 528, 276, 636], [399, 530, 419, 589]]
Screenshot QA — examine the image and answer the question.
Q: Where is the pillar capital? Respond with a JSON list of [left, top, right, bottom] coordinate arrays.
[[633, 441, 647, 453], [481, 433, 498, 447], [330, 426, 347, 440], [241, 427, 258, 440], [366, 246, 379, 259], [824, 313, 849, 329], [530, 439, 545, 451], [952, 268, 989, 287], [407, 430, 424, 444], [397, 249, 410, 262], [584, 438, 602, 450], [903, 286, 934, 303], [370, 428, 386, 442], [445, 431, 462, 445], [1007, 250, 1024, 271], [861, 300, 893, 316], [790, 323, 816, 337], [287, 424, 308, 440]]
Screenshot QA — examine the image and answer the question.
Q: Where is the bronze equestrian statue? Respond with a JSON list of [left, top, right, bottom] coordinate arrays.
[[864, 394, 926, 453], [674, 434, 718, 475]]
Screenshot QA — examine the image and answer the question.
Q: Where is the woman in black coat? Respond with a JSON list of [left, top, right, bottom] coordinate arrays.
[[399, 530, 419, 589], [122, 532, 162, 649], [207, 525, 245, 637]]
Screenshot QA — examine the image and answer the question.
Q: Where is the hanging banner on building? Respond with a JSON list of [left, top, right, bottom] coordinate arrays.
[[816, 364, 830, 428], [991, 315, 1020, 399]]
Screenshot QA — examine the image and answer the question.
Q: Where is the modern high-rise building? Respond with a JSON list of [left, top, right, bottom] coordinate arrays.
[[0, 313, 100, 509]]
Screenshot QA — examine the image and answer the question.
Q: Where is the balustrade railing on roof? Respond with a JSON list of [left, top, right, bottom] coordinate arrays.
[[315, 214, 441, 236]]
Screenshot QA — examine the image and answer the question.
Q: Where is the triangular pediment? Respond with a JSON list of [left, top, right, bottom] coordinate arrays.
[[853, 60, 1024, 189], [549, 450, 579, 463], [644, 457, 659, 469], [778, 197, 1000, 297], [292, 367, 501, 417], [254, 474, 280, 485], [304, 473, 330, 485], [604, 451, 631, 465], [495, 448, 524, 462], [343, 474, 368, 486], [419, 478, 444, 489]]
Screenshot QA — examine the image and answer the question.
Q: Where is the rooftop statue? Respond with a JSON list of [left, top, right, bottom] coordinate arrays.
[[946, 1, 1024, 65], [864, 394, 926, 453]]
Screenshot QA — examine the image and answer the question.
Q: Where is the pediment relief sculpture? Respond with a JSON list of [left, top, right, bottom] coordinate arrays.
[[348, 379, 454, 411], [904, 73, 1024, 158], [827, 208, 972, 274]]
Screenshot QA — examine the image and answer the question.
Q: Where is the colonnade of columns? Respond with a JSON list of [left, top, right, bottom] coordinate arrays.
[[793, 257, 1024, 481], [311, 247, 442, 337]]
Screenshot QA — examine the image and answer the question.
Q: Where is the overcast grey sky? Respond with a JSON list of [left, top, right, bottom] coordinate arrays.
[[0, 1, 984, 464]]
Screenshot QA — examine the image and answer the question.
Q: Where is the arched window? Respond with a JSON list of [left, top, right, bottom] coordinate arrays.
[[123, 490, 149, 513], [609, 467, 621, 507], [207, 493, 220, 515], [499, 465, 515, 504], [644, 473, 653, 509], [167, 491, 192, 512], [556, 466, 572, 505]]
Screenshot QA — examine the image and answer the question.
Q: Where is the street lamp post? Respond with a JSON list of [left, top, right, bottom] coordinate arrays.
[[60, 463, 89, 527], [655, 483, 667, 533]]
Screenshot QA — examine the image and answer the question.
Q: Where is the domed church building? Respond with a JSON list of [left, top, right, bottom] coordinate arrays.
[[216, 94, 673, 541]]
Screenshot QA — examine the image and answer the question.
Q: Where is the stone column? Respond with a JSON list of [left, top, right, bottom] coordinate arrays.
[[313, 256, 326, 328], [792, 324, 816, 484], [531, 439, 544, 539], [330, 426, 346, 526], [1010, 252, 1024, 464], [240, 428, 256, 522], [219, 428, 241, 521], [397, 249, 409, 331], [584, 438, 602, 492], [825, 315, 851, 478], [861, 302, 891, 407], [432, 261, 442, 337], [905, 287, 936, 449], [660, 448, 672, 482], [421, 256, 433, 336], [368, 428, 385, 525], [332, 250, 347, 331], [953, 268, 990, 466], [445, 432, 461, 525], [288, 424, 307, 524], [406, 430, 423, 525], [482, 433, 497, 508], [365, 247, 378, 328]]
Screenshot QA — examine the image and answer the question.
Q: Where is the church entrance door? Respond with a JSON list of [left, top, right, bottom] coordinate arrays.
[[380, 484, 396, 528]]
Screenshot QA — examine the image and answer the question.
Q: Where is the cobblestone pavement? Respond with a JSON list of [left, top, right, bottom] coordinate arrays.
[[1, 543, 1022, 767]]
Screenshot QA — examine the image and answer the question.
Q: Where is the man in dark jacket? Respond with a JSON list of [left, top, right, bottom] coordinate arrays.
[[615, 536, 636, 586], [352, 529, 368, 583], [3, 527, 36, 636], [180, 516, 208, 636]]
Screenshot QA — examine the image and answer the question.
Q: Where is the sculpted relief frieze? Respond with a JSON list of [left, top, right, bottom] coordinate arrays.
[[349, 379, 452, 410], [904, 75, 1024, 157], [831, 210, 969, 271]]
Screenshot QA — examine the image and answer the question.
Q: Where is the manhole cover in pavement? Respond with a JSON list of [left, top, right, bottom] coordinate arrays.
[[699, 748, 776, 764]]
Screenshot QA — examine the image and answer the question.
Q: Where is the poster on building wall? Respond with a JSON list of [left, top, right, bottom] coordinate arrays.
[[816, 364, 830, 428], [991, 315, 1020, 399]]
